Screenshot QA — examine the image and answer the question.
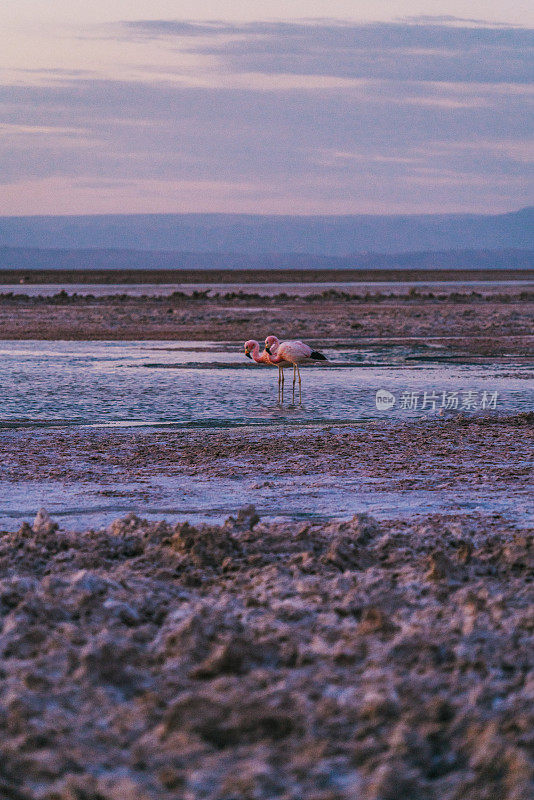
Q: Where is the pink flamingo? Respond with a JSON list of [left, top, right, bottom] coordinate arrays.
[[244, 339, 291, 404], [265, 335, 327, 405]]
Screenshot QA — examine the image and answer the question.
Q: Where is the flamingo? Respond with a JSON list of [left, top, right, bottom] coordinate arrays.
[[244, 339, 291, 404], [265, 335, 327, 405]]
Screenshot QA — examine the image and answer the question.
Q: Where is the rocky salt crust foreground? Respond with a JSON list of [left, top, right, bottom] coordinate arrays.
[[0, 506, 532, 799]]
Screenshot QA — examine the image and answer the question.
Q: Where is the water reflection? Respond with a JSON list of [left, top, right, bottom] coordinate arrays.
[[0, 340, 532, 428]]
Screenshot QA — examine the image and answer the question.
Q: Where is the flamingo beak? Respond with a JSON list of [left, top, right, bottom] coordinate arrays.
[[265, 345, 271, 354], [245, 350, 252, 359]]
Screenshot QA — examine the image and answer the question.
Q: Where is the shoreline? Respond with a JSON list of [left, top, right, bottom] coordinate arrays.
[[2, 413, 532, 531], [0, 292, 532, 351]]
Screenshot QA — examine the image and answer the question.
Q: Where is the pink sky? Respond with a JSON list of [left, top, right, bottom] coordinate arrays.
[[1, 1, 532, 215]]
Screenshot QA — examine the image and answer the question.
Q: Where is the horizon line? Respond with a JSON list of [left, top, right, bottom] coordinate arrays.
[[0, 206, 532, 220]]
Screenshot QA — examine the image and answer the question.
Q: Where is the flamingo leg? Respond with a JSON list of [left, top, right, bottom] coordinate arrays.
[[280, 368, 285, 404], [277, 367, 280, 403], [298, 364, 302, 404], [292, 364, 296, 404]]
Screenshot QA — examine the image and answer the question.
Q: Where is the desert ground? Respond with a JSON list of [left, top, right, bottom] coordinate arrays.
[[0, 275, 532, 799], [0, 285, 532, 357]]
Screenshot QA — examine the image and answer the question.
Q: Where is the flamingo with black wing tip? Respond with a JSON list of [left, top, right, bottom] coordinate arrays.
[[244, 339, 291, 404], [265, 335, 327, 405]]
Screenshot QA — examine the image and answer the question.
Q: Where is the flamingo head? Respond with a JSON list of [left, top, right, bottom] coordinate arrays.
[[244, 339, 258, 359], [264, 335, 279, 355]]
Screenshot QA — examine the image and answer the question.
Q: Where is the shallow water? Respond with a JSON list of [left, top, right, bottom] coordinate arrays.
[[1, 340, 532, 529], [0, 339, 532, 429], [2, 279, 532, 297], [1, 467, 532, 532]]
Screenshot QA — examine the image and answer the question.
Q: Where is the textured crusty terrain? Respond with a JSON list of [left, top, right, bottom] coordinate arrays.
[[0, 290, 532, 355], [0, 505, 532, 800], [1, 414, 533, 494]]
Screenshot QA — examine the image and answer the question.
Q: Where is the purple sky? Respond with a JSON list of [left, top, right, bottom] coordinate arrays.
[[1, 2, 532, 214]]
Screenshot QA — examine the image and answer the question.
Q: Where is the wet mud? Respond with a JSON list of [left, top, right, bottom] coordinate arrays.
[[2, 414, 532, 495]]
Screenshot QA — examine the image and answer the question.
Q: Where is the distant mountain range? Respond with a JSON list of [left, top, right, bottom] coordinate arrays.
[[0, 247, 532, 271], [0, 208, 532, 257]]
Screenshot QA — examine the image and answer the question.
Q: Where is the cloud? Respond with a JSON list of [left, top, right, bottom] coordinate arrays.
[[0, 78, 530, 176], [399, 15, 516, 26], [117, 18, 534, 84], [0, 18, 531, 213]]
